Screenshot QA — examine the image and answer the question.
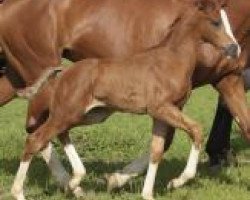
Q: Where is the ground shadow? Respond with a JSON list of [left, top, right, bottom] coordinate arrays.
[[1, 152, 250, 199], [0, 156, 190, 197]]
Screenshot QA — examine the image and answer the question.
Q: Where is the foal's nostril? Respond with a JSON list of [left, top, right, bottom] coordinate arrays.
[[224, 43, 238, 58]]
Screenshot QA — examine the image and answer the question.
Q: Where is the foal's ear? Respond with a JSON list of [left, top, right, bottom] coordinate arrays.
[[192, 0, 215, 11], [192, 0, 228, 10], [218, 0, 229, 7]]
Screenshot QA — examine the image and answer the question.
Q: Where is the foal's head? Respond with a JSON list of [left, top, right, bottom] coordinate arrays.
[[181, 4, 238, 58]]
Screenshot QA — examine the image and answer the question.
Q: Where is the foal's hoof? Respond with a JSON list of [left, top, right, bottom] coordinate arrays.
[[11, 187, 26, 200], [11, 192, 26, 200], [104, 173, 119, 192], [73, 187, 85, 199], [141, 193, 155, 200], [167, 178, 183, 190]]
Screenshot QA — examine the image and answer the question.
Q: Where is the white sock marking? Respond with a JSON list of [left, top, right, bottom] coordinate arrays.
[[168, 144, 200, 189], [182, 144, 200, 179], [64, 144, 86, 190], [41, 142, 70, 188], [113, 173, 134, 187], [11, 160, 31, 200], [142, 162, 158, 200], [220, 9, 241, 56]]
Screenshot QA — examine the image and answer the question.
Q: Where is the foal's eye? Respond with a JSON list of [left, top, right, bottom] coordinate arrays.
[[211, 20, 222, 27]]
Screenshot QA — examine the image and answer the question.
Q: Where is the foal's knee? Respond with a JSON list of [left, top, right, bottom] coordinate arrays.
[[23, 135, 46, 160], [26, 110, 49, 134], [190, 124, 203, 149]]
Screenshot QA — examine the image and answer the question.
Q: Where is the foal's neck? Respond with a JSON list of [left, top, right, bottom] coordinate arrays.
[[167, 12, 200, 60]]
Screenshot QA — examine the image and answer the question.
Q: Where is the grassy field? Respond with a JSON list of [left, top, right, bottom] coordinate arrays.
[[0, 86, 250, 200]]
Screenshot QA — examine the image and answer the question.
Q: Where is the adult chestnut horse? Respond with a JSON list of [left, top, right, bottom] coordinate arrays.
[[12, 5, 237, 200], [0, 0, 245, 197]]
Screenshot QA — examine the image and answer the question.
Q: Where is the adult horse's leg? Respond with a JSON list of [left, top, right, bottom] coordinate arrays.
[[243, 67, 250, 90], [215, 73, 250, 140], [206, 66, 250, 166], [106, 125, 175, 191], [205, 97, 232, 166]]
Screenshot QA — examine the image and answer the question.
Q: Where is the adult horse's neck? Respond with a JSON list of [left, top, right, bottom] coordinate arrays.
[[0, 0, 61, 88]]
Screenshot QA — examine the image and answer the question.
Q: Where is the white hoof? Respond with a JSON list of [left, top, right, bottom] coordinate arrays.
[[167, 177, 185, 190], [73, 186, 85, 198], [11, 188, 26, 200], [141, 193, 155, 200], [105, 173, 119, 192], [105, 172, 132, 192]]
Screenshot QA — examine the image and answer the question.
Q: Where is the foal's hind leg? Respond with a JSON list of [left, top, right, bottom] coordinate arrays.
[[26, 91, 71, 190], [58, 133, 86, 198], [12, 118, 67, 200], [56, 109, 113, 197]]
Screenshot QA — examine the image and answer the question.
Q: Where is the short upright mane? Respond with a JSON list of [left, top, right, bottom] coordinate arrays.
[[166, 7, 201, 49]]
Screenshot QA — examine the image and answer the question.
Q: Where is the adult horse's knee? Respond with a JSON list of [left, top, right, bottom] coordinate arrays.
[[238, 111, 250, 142]]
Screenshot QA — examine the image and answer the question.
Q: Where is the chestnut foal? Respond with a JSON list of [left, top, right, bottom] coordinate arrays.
[[12, 7, 237, 200]]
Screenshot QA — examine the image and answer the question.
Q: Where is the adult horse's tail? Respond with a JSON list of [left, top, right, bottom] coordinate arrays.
[[17, 67, 64, 99]]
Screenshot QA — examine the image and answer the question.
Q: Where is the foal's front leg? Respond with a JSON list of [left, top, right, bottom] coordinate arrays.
[[142, 104, 203, 200], [142, 119, 167, 200], [106, 123, 175, 191], [155, 104, 202, 189]]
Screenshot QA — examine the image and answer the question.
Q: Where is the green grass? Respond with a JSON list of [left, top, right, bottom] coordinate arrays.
[[1, 86, 250, 200]]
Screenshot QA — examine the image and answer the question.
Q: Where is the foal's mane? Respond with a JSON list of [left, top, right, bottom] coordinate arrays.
[[166, 8, 202, 49], [149, 6, 202, 51]]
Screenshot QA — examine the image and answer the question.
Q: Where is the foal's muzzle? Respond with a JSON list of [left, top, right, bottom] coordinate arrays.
[[224, 43, 238, 58]]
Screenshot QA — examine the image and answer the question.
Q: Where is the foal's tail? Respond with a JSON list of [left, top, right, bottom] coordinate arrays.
[[17, 66, 64, 100]]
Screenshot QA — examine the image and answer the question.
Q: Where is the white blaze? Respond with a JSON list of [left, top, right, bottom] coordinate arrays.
[[220, 9, 241, 56]]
